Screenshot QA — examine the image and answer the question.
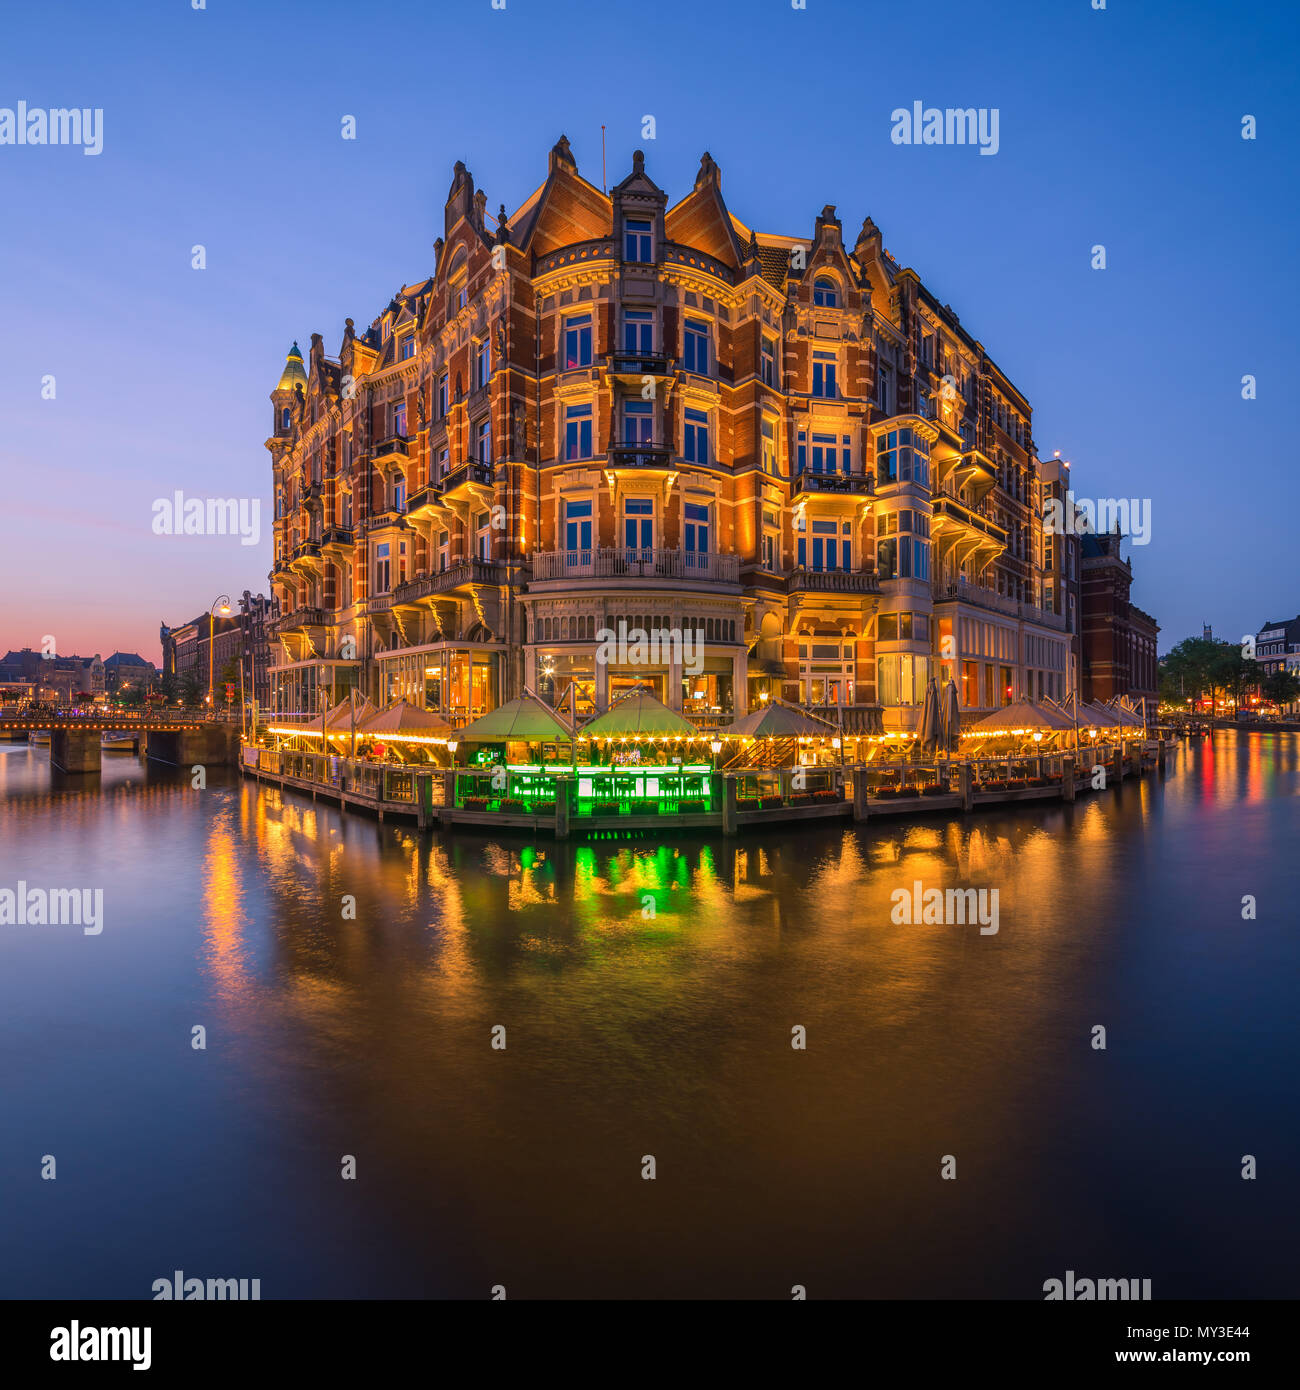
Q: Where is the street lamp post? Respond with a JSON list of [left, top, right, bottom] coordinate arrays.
[[209, 594, 231, 712]]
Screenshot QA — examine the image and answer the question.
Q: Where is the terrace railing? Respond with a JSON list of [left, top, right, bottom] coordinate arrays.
[[531, 547, 740, 583]]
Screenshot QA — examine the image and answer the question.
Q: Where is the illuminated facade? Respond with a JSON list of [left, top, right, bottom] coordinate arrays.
[[266, 139, 1073, 727]]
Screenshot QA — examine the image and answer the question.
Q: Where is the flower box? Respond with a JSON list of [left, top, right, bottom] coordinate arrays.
[[921, 784, 951, 797], [462, 796, 490, 811]]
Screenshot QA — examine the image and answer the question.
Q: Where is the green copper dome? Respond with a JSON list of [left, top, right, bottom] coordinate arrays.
[[276, 341, 308, 393]]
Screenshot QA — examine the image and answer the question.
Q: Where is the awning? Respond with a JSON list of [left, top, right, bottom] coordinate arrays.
[[323, 691, 377, 734], [456, 691, 576, 742], [580, 689, 702, 739], [357, 699, 456, 740], [962, 700, 1075, 736], [723, 700, 840, 740]]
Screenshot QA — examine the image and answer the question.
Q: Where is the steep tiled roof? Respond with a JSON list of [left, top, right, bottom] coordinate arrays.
[[757, 246, 788, 288]]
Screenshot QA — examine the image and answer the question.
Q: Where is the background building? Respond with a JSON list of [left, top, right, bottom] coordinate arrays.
[[1080, 532, 1159, 718], [161, 615, 241, 702], [238, 591, 274, 713], [1254, 616, 1300, 675], [266, 141, 1082, 727], [103, 652, 157, 694], [0, 649, 104, 703]]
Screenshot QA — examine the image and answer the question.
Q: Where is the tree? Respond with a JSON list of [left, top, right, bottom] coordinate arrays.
[[1263, 669, 1300, 709], [217, 658, 242, 707], [1158, 636, 1257, 712]]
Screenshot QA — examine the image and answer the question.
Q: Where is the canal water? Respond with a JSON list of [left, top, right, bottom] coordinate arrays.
[[1, 730, 1296, 1299]]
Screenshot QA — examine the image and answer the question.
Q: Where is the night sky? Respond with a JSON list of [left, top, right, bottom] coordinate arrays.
[[1, 0, 1294, 661]]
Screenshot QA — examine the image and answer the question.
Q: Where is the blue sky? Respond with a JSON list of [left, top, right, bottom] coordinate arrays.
[[1, 0, 1296, 661]]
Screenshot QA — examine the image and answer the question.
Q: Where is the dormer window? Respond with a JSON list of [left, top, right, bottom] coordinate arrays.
[[813, 276, 838, 307], [624, 217, 652, 262], [399, 335, 416, 360]]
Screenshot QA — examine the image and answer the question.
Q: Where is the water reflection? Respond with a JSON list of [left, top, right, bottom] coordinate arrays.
[[1, 732, 1297, 1298]]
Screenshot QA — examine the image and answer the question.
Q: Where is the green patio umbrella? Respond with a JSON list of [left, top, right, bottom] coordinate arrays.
[[456, 691, 576, 743], [579, 688, 700, 740], [723, 700, 839, 740]]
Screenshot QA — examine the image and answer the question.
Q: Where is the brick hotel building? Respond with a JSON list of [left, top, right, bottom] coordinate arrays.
[[265, 139, 1074, 729]]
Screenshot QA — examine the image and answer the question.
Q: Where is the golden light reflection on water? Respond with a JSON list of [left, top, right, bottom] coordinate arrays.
[[200, 812, 253, 1004], [5, 735, 1297, 1297]]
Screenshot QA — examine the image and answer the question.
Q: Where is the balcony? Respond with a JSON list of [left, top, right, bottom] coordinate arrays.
[[271, 606, 327, 635], [788, 569, 880, 595], [530, 547, 740, 585], [373, 434, 413, 470], [606, 443, 673, 471], [792, 471, 874, 499], [952, 447, 998, 503], [364, 509, 407, 534], [936, 580, 1067, 630], [932, 495, 1008, 546], [289, 539, 323, 573], [390, 560, 506, 605], [442, 460, 494, 506], [404, 487, 454, 532], [607, 353, 675, 387], [320, 526, 354, 558]]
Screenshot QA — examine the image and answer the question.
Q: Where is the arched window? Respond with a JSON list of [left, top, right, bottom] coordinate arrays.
[[280, 406, 291, 429], [813, 276, 838, 308]]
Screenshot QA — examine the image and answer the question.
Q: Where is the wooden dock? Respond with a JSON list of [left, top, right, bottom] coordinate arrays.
[[239, 740, 1169, 839]]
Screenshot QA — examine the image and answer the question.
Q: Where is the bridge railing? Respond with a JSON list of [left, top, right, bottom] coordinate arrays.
[[0, 707, 239, 726]]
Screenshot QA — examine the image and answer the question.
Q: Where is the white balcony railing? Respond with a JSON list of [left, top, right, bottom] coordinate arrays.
[[531, 547, 740, 584]]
